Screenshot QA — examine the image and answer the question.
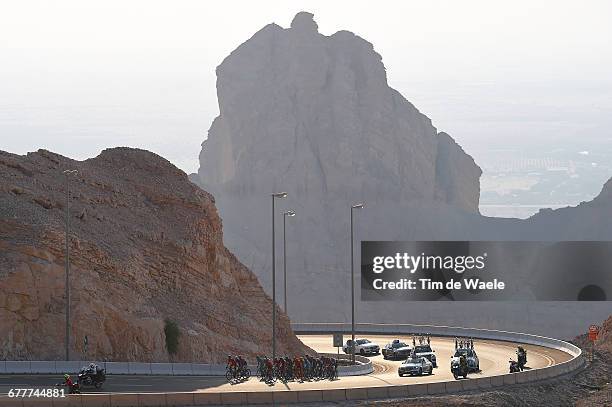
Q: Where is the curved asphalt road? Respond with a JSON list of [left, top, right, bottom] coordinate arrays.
[[0, 334, 572, 394]]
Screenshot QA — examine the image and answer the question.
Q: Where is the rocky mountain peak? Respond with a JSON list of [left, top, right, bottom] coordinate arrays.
[[201, 13, 482, 211], [290, 11, 318, 34]]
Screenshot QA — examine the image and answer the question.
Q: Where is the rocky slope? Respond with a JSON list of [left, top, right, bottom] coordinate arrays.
[[195, 12, 612, 338], [0, 148, 309, 362]]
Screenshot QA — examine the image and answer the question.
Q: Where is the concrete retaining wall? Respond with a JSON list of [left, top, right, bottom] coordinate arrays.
[[318, 353, 373, 376]]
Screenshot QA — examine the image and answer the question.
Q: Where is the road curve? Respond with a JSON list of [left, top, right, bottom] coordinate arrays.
[[0, 334, 572, 394]]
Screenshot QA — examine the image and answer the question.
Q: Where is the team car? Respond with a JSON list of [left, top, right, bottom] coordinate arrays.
[[413, 344, 437, 367], [451, 347, 480, 372], [382, 339, 412, 360], [343, 338, 380, 356], [398, 356, 433, 377]]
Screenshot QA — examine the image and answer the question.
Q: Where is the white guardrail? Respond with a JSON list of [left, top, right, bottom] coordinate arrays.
[[0, 356, 372, 377], [291, 322, 583, 357], [0, 360, 230, 376], [292, 322, 584, 381], [320, 353, 373, 376]]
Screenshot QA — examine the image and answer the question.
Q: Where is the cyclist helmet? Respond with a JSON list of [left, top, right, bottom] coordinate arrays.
[[64, 374, 70, 379]]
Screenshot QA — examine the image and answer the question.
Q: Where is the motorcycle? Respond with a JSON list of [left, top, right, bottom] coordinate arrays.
[[77, 368, 106, 389], [509, 359, 520, 373], [451, 361, 468, 379]]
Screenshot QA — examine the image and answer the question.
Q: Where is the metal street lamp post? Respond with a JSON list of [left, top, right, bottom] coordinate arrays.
[[63, 169, 78, 361], [283, 210, 296, 313], [271, 192, 288, 360], [350, 202, 364, 364]]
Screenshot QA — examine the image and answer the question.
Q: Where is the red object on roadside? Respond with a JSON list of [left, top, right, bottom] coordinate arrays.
[[588, 325, 599, 341]]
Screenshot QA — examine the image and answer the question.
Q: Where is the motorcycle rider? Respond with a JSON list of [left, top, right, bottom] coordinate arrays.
[[459, 354, 468, 375], [78, 362, 105, 387], [516, 346, 527, 370], [85, 362, 101, 376]]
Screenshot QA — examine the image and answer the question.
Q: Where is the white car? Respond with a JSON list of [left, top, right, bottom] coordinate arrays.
[[413, 344, 437, 367], [398, 356, 433, 377], [451, 348, 480, 372], [343, 338, 380, 356]]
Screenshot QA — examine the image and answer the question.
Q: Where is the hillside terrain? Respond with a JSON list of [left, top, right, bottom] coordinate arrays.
[[0, 148, 309, 362]]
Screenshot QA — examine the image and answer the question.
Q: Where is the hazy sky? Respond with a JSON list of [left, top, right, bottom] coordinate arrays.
[[1, 0, 611, 172]]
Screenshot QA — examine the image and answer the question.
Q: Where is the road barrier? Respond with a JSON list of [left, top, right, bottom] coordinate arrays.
[[0, 323, 583, 406], [0, 356, 372, 377], [291, 322, 582, 358], [318, 353, 373, 376], [292, 322, 584, 388]]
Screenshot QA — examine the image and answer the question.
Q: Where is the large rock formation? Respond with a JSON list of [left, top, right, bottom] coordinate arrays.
[[196, 12, 612, 339], [0, 148, 309, 362], [196, 10, 481, 322], [200, 11, 481, 212]]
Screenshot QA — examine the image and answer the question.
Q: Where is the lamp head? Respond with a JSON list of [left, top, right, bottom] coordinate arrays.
[[272, 192, 288, 198], [352, 202, 365, 209], [284, 210, 296, 217]]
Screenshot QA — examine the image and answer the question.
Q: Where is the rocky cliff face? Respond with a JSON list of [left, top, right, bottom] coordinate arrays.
[[196, 10, 482, 326], [199, 12, 481, 211], [0, 148, 308, 362], [195, 12, 612, 338]]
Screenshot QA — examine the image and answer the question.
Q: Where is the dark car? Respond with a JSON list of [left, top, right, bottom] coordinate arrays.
[[382, 339, 412, 360]]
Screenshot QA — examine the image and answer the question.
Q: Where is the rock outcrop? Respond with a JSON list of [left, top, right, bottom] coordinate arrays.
[[199, 11, 481, 212], [0, 148, 309, 362], [196, 10, 482, 323], [195, 12, 612, 338]]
